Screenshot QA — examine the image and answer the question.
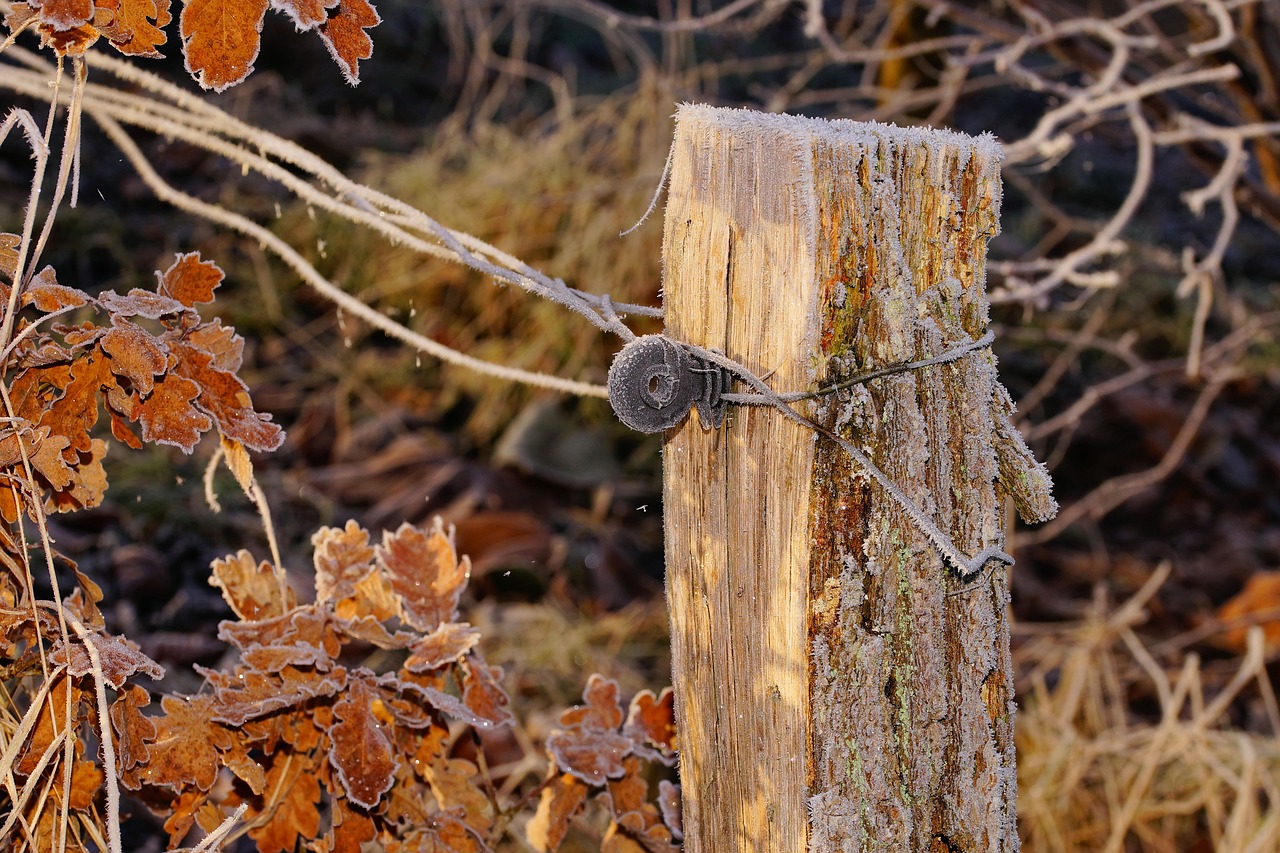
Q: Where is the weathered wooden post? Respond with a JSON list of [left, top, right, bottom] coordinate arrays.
[[659, 106, 1055, 851]]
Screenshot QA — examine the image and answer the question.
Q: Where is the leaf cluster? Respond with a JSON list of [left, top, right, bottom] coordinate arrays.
[[4, 0, 380, 89]]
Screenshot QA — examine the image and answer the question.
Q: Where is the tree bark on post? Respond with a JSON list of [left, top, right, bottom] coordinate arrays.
[[660, 105, 1055, 851]]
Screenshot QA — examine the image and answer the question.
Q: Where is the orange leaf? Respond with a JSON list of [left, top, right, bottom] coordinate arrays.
[[403, 621, 481, 672], [37, 0, 92, 30], [1215, 570, 1280, 653], [624, 687, 677, 764], [0, 231, 19, 277], [170, 340, 284, 451], [330, 793, 377, 853], [101, 318, 170, 394], [249, 752, 322, 853], [21, 265, 89, 311], [422, 753, 492, 836], [527, 772, 589, 853], [111, 684, 156, 780], [157, 251, 221, 307], [377, 518, 469, 632], [179, 0, 269, 92], [329, 673, 396, 809], [51, 629, 164, 687], [47, 437, 109, 515], [134, 694, 232, 792], [317, 0, 379, 85], [313, 519, 376, 605], [272, 0, 333, 30], [546, 674, 633, 785], [461, 653, 513, 729], [39, 352, 113, 460], [96, 0, 171, 56], [203, 663, 348, 725], [210, 549, 294, 621], [183, 318, 244, 371], [66, 759, 104, 810], [162, 790, 208, 847]]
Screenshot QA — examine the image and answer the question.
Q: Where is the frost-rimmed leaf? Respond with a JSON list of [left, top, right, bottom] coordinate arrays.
[[527, 772, 590, 853], [624, 687, 677, 766], [201, 664, 348, 725], [180, 0, 270, 92], [157, 251, 221, 307], [317, 0, 379, 85], [460, 653, 514, 729], [376, 518, 469, 632], [313, 519, 376, 605], [51, 629, 164, 687], [209, 550, 294, 620], [546, 675, 633, 785], [403, 621, 481, 672], [328, 674, 396, 809]]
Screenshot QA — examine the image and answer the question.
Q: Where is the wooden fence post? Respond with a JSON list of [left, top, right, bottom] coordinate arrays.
[[660, 105, 1055, 851]]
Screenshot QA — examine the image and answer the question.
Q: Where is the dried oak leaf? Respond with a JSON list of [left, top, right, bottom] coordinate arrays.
[[218, 602, 339, 660], [99, 287, 188, 320], [313, 519, 376, 606], [398, 812, 487, 853], [624, 687, 677, 765], [16, 674, 80, 775], [657, 780, 682, 842], [1215, 570, 1280, 653], [21, 265, 89, 312], [403, 621, 481, 673], [249, 751, 323, 853], [203, 663, 348, 726], [136, 397, 209, 455], [328, 672, 396, 809], [36, 0, 93, 31], [271, 0, 332, 30], [377, 518, 470, 633], [65, 759, 105, 810], [329, 793, 377, 853], [0, 232, 19, 277], [162, 790, 208, 848], [317, 0, 379, 85], [47, 437, 109, 514], [94, 0, 172, 57], [601, 757, 678, 853], [111, 684, 156, 775], [136, 694, 232, 793], [184, 318, 244, 371], [546, 674, 634, 786], [51, 629, 164, 687], [157, 251, 221, 307], [179, 0, 269, 92], [101, 317, 170, 395], [526, 772, 590, 853], [460, 653, 514, 729], [40, 352, 113, 460], [170, 340, 284, 451], [423, 754, 492, 837], [209, 549, 295, 620]]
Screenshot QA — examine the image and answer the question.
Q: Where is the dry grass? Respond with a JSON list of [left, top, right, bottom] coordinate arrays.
[[1016, 564, 1280, 851], [277, 87, 674, 444]]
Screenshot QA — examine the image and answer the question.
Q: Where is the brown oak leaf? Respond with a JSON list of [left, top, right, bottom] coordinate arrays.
[[95, 0, 172, 57], [101, 317, 170, 394], [183, 318, 244, 371], [460, 653, 514, 729], [98, 287, 188, 320], [39, 353, 113, 460], [657, 780, 682, 842], [0, 231, 19, 276], [624, 687, 677, 765], [21, 265, 89, 312], [546, 674, 634, 785], [377, 518, 469, 632], [317, 0, 379, 84], [271, 0, 333, 30], [157, 251, 221, 307], [209, 549, 294, 621], [37, 0, 92, 30], [313, 519, 376, 605], [136, 694, 232, 792], [170, 340, 284, 451], [526, 772, 589, 853], [328, 673, 396, 809], [51, 629, 164, 687], [111, 684, 156, 775], [249, 751, 323, 853], [203, 664, 348, 725], [403, 621, 481, 673], [180, 0, 270, 92]]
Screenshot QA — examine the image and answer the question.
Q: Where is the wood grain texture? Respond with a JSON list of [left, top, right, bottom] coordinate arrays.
[[662, 105, 1040, 852]]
